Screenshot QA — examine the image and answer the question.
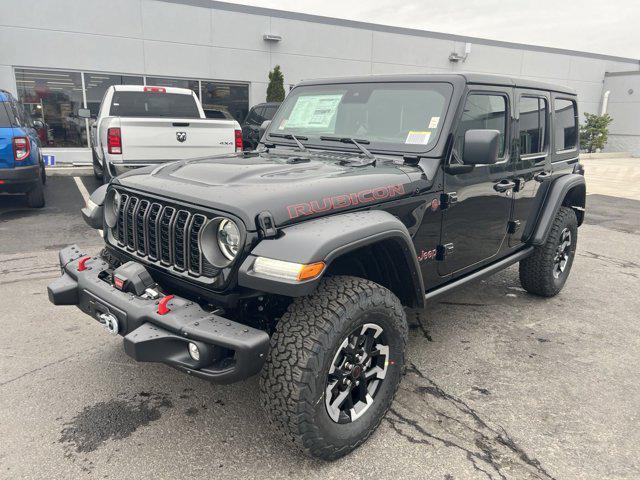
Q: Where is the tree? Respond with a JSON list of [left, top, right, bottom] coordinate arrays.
[[580, 112, 613, 153], [266, 65, 285, 102]]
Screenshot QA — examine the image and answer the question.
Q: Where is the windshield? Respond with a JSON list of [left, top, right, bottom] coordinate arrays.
[[267, 82, 452, 153], [110, 92, 201, 118]]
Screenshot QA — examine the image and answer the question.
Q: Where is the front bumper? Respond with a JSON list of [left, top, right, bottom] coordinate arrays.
[[0, 165, 40, 193], [47, 245, 270, 384]]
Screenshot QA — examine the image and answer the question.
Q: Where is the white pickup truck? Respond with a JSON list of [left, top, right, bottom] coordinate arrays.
[[80, 85, 241, 183]]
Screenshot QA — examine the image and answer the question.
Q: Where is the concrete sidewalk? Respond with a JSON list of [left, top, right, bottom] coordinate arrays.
[[582, 156, 640, 201]]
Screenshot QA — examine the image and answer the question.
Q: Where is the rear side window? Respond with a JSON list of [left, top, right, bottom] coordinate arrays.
[[245, 106, 265, 125], [455, 93, 508, 159], [519, 96, 547, 155], [554, 98, 578, 152], [110, 92, 200, 118], [0, 102, 14, 127], [263, 105, 278, 121]]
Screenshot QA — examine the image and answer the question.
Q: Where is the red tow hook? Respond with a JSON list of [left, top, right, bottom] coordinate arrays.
[[157, 295, 175, 315], [77, 256, 91, 272]]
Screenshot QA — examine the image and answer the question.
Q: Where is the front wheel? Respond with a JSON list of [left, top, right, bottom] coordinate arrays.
[[520, 206, 578, 297], [260, 276, 408, 460]]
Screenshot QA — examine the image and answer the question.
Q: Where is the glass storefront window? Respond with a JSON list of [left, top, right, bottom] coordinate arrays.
[[201, 82, 249, 123], [15, 68, 85, 147], [146, 77, 200, 97], [14, 69, 251, 147], [84, 73, 143, 116]]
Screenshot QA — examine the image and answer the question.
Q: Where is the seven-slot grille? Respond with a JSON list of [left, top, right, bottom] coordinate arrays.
[[113, 191, 212, 277]]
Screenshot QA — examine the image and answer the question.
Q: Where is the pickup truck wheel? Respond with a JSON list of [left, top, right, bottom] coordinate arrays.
[[520, 206, 577, 297], [26, 176, 45, 208], [92, 150, 103, 180], [260, 276, 407, 460], [102, 160, 112, 184]]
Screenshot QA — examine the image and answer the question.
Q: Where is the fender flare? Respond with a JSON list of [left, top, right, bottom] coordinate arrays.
[[81, 184, 108, 230], [238, 210, 425, 307], [524, 173, 585, 246]]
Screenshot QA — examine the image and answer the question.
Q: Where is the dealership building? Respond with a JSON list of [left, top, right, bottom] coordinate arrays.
[[1, 0, 639, 163]]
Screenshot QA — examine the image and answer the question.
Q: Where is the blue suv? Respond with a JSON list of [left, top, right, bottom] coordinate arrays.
[[0, 89, 46, 207]]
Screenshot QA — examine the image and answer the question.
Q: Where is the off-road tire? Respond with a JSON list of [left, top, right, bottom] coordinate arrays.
[[260, 275, 408, 460], [26, 177, 45, 208], [520, 206, 577, 297]]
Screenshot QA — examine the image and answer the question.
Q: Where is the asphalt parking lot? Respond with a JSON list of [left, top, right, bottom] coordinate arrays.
[[1, 163, 639, 480]]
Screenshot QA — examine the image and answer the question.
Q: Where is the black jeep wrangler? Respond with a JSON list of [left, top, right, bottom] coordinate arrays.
[[48, 74, 585, 460]]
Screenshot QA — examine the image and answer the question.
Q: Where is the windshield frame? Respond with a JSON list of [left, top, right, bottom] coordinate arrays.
[[265, 80, 454, 156]]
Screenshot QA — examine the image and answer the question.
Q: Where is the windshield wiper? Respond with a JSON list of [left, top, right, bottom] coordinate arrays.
[[319, 136, 376, 160], [268, 133, 308, 151]]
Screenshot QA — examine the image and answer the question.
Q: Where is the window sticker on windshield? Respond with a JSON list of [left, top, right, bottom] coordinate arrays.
[[405, 131, 432, 145], [428, 116, 440, 129], [278, 118, 287, 130], [285, 94, 343, 129]]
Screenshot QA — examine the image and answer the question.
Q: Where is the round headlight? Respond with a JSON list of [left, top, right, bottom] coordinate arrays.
[[104, 189, 121, 228], [217, 219, 240, 260]]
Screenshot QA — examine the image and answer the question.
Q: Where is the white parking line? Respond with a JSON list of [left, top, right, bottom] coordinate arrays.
[[73, 176, 91, 205], [72, 176, 103, 237]]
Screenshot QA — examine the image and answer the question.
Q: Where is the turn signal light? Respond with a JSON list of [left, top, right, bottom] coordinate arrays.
[[107, 128, 122, 154], [235, 129, 243, 152], [13, 137, 30, 161], [253, 257, 325, 282]]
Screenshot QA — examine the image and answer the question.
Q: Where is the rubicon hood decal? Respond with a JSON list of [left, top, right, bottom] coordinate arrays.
[[287, 184, 405, 219]]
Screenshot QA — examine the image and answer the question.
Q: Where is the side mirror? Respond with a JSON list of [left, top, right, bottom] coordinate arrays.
[[259, 120, 271, 140], [78, 108, 92, 119], [462, 129, 501, 165]]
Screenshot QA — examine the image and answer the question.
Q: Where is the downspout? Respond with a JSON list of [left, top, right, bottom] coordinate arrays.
[[600, 90, 610, 115]]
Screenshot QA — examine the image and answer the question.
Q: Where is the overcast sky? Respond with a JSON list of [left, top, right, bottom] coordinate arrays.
[[232, 0, 640, 59]]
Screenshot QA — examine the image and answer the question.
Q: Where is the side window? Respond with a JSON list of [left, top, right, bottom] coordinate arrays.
[[454, 93, 508, 161], [0, 102, 13, 127], [554, 98, 578, 152], [245, 106, 264, 125], [7, 99, 23, 127], [263, 105, 278, 121], [519, 96, 547, 155]]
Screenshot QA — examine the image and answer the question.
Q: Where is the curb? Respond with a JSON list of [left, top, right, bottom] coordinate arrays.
[[580, 152, 632, 160], [46, 167, 94, 176]]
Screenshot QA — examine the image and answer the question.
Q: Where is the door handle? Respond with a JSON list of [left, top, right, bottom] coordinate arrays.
[[494, 179, 516, 193], [534, 171, 551, 182]]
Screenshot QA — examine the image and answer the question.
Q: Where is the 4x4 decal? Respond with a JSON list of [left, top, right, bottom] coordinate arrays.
[[286, 184, 406, 219]]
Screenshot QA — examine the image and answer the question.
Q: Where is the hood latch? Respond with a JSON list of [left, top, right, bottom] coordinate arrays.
[[257, 211, 278, 238]]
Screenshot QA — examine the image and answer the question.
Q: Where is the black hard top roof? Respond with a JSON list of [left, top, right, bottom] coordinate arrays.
[[297, 73, 576, 95]]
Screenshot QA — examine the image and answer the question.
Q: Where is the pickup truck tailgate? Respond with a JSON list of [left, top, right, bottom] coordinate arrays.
[[117, 118, 236, 162]]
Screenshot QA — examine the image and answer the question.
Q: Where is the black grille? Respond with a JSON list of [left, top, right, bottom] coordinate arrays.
[[112, 192, 221, 279]]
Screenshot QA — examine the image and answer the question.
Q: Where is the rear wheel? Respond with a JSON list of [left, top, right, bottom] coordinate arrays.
[[92, 149, 103, 181], [260, 276, 407, 460], [26, 176, 45, 208], [520, 206, 577, 297], [102, 159, 112, 184]]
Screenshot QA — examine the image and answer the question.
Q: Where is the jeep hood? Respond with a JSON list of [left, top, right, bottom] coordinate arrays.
[[115, 151, 434, 230]]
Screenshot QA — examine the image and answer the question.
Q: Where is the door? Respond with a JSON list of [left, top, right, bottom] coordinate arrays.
[[509, 90, 551, 246], [438, 88, 516, 276]]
